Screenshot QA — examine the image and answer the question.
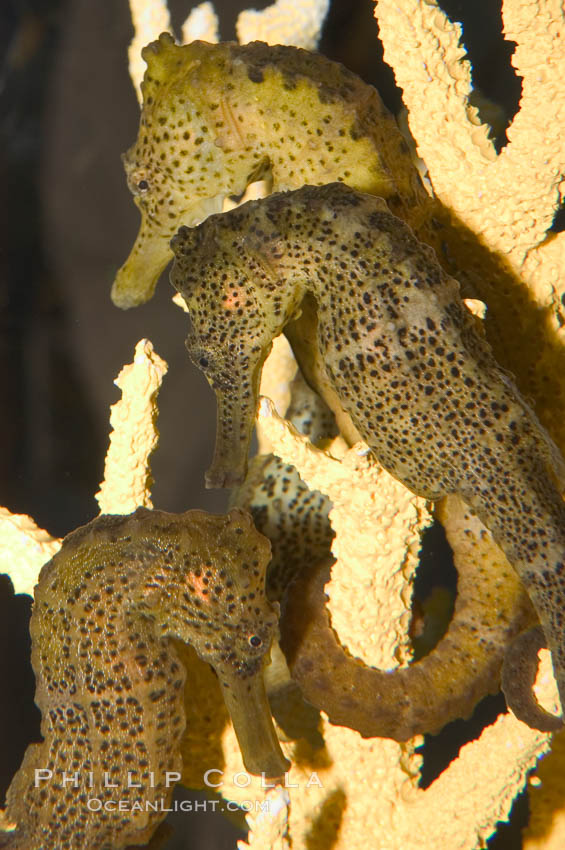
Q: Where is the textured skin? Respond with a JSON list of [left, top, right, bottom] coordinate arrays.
[[112, 34, 430, 308], [234, 455, 333, 603], [170, 182, 565, 730], [2, 508, 288, 850]]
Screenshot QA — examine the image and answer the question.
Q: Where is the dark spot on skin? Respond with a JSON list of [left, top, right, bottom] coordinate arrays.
[[247, 67, 264, 84]]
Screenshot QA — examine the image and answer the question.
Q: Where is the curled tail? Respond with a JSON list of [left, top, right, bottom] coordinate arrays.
[[280, 528, 534, 742], [501, 626, 563, 732]]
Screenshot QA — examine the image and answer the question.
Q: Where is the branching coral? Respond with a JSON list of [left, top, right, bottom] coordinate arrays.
[[236, 0, 330, 50], [0, 509, 60, 598], [182, 2, 219, 46], [95, 338, 167, 514], [374, 0, 565, 447], [126, 0, 330, 101], [237, 787, 291, 850], [0, 339, 166, 599]]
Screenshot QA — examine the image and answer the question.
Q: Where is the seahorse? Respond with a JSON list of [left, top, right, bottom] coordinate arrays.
[[232, 379, 537, 741], [112, 34, 431, 310], [169, 182, 565, 733], [1, 507, 288, 850]]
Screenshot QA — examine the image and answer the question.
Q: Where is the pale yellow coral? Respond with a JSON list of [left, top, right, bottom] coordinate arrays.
[[257, 396, 431, 665], [236, 0, 330, 49], [374, 0, 563, 261], [128, 0, 221, 101], [181, 2, 219, 45], [523, 728, 565, 849], [0, 340, 168, 599], [374, 0, 565, 450], [0, 508, 60, 597], [128, 0, 172, 101], [95, 338, 168, 515], [127, 0, 330, 99], [520, 653, 565, 848], [256, 335, 299, 455]]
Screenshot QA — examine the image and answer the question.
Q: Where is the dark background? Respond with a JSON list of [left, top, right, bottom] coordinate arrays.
[[0, 1, 526, 847]]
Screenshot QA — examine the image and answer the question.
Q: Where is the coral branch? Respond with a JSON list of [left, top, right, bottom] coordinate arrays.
[[181, 2, 219, 44], [0, 508, 60, 597], [257, 396, 430, 665], [374, 0, 564, 264], [524, 728, 565, 849], [95, 339, 168, 515], [128, 0, 171, 101], [236, 0, 330, 49], [256, 335, 298, 455], [500, 0, 564, 251], [404, 712, 551, 849], [375, 0, 496, 177], [0, 340, 168, 597]]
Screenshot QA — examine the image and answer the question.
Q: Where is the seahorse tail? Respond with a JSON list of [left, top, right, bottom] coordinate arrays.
[[280, 552, 527, 741], [501, 626, 563, 732]]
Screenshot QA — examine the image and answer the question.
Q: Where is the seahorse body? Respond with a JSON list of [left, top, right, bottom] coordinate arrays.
[[2, 508, 288, 850], [234, 384, 536, 741], [112, 34, 429, 309], [169, 182, 565, 730]]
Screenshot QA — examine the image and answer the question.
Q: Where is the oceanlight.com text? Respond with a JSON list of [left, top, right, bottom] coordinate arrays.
[[86, 798, 273, 814]]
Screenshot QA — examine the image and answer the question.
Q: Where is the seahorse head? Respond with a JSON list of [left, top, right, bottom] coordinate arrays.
[[130, 506, 288, 776], [112, 36, 403, 309], [112, 35, 260, 309], [133, 507, 278, 679]]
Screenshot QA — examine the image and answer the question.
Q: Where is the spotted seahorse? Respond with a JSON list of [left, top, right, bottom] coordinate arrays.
[[1, 507, 288, 850], [112, 34, 431, 309], [232, 378, 537, 741], [169, 182, 565, 733]]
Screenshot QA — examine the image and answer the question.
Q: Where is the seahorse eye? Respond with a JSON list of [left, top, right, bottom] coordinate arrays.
[[248, 634, 262, 648], [137, 179, 150, 192]]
